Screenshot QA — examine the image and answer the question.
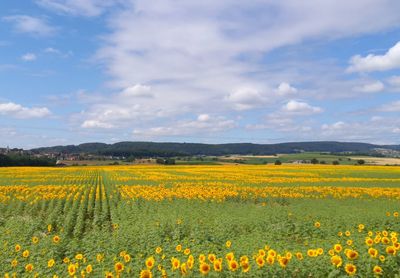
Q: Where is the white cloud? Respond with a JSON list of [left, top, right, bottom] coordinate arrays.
[[353, 81, 384, 93], [120, 84, 153, 98], [283, 100, 322, 115], [36, 0, 115, 17], [276, 82, 297, 96], [44, 47, 60, 54], [322, 121, 346, 131], [81, 120, 114, 129], [226, 87, 267, 111], [197, 114, 210, 122], [0, 102, 51, 118], [21, 53, 37, 62], [347, 41, 400, 72], [2, 15, 57, 36], [393, 127, 400, 133]]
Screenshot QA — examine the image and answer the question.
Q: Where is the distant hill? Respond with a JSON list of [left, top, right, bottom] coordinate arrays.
[[30, 141, 400, 157]]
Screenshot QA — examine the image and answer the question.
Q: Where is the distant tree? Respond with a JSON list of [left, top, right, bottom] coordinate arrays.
[[332, 160, 340, 165], [320, 160, 326, 164], [311, 158, 319, 164], [274, 160, 282, 165], [357, 159, 365, 165]]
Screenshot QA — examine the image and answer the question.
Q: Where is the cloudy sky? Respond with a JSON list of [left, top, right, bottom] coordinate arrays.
[[1, 0, 400, 148]]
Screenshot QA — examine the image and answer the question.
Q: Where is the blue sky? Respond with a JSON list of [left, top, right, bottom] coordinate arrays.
[[1, 0, 400, 148]]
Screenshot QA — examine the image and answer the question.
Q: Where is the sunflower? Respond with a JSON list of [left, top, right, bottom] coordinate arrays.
[[208, 254, 216, 263], [256, 256, 265, 268], [15, 244, 21, 252], [22, 250, 30, 258], [386, 246, 396, 255], [266, 255, 275, 265], [328, 249, 335, 256], [86, 265, 93, 273], [240, 255, 249, 264], [105, 272, 114, 278], [180, 263, 188, 275], [278, 257, 289, 268], [338, 231, 343, 237], [115, 262, 124, 273], [145, 256, 155, 269], [225, 252, 234, 261], [344, 263, 356, 276], [258, 249, 266, 257], [47, 259, 55, 268], [241, 261, 250, 273], [317, 248, 324, 255], [140, 269, 152, 278], [53, 235, 60, 244], [358, 224, 365, 230], [199, 262, 210, 275], [63, 257, 70, 264], [184, 248, 190, 255], [394, 212, 399, 217], [67, 264, 76, 276], [368, 248, 378, 258], [187, 260, 194, 270], [75, 253, 83, 260], [373, 265, 383, 275], [155, 247, 162, 254], [267, 249, 277, 257], [228, 260, 239, 271], [47, 224, 52, 233], [32, 236, 39, 244], [124, 254, 131, 263], [345, 231, 351, 237], [25, 263, 34, 272], [176, 244, 182, 252], [346, 250, 358, 260], [96, 253, 104, 262], [379, 255, 385, 262], [225, 240, 232, 248], [295, 252, 303, 260], [213, 260, 222, 272], [365, 237, 374, 246], [11, 259, 18, 267], [330, 255, 342, 267], [314, 221, 321, 228], [171, 258, 180, 270]]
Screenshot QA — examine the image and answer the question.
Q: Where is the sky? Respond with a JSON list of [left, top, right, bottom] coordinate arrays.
[[1, 0, 400, 149]]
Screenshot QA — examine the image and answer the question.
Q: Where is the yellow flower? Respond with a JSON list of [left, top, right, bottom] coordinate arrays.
[[15, 244, 21, 252], [53, 235, 60, 244], [32, 236, 39, 244], [11, 259, 18, 267], [345, 231, 351, 237], [278, 257, 289, 268], [368, 248, 378, 258], [295, 252, 303, 260], [86, 265, 93, 273], [334, 244, 342, 253], [115, 262, 124, 273], [365, 237, 374, 246], [96, 253, 104, 262], [373, 265, 383, 275], [75, 253, 83, 260], [68, 264, 76, 276], [225, 240, 231, 248], [22, 250, 30, 258], [176, 244, 182, 252], [47, 259, 55, 268], [241, 261, 250, 273], [344, 263, 356, 276], [386, 246, 396, 256], [379, 255, 385, 262], [171, 257, 180, 270], [346, 250, 358, 260], [47, 224, 52, 232], [145, 256, 155, 269], [208, 254, 216, 263], [155, 247, 162, 254], [63, 257, 70, 264], [213, 259, 222, 272], [225, 252, 234, 261], [314, 221, 321, 228], [199, 262, 210, 275], [180, 263, 188, 275], [228, 260, 239, 271], [140, 269, 152, 278], [25, 263, 34, 272], [330, 255, 342, 267], [358, 224, 365, 230]]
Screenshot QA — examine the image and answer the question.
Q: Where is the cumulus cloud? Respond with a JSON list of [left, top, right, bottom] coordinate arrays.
[[353, 81, 384, 93], [2, 15, 57, 36], [347, 41, 400, 72], [276, 82, 297, 96], [120, 84, 153, 98], [282, 100, 322, 115], [0, 102, 51, 118], [81, 120, 114, 129], [226, 87, 267, 110], [21, 53, 37, 62], [36, 0, 116, 17]]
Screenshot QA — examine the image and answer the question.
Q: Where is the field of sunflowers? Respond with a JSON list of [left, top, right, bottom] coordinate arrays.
[[0, 164, 399, 277]]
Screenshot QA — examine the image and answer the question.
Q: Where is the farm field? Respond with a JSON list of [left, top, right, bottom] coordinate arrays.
[[0, 165, 399, 277]]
